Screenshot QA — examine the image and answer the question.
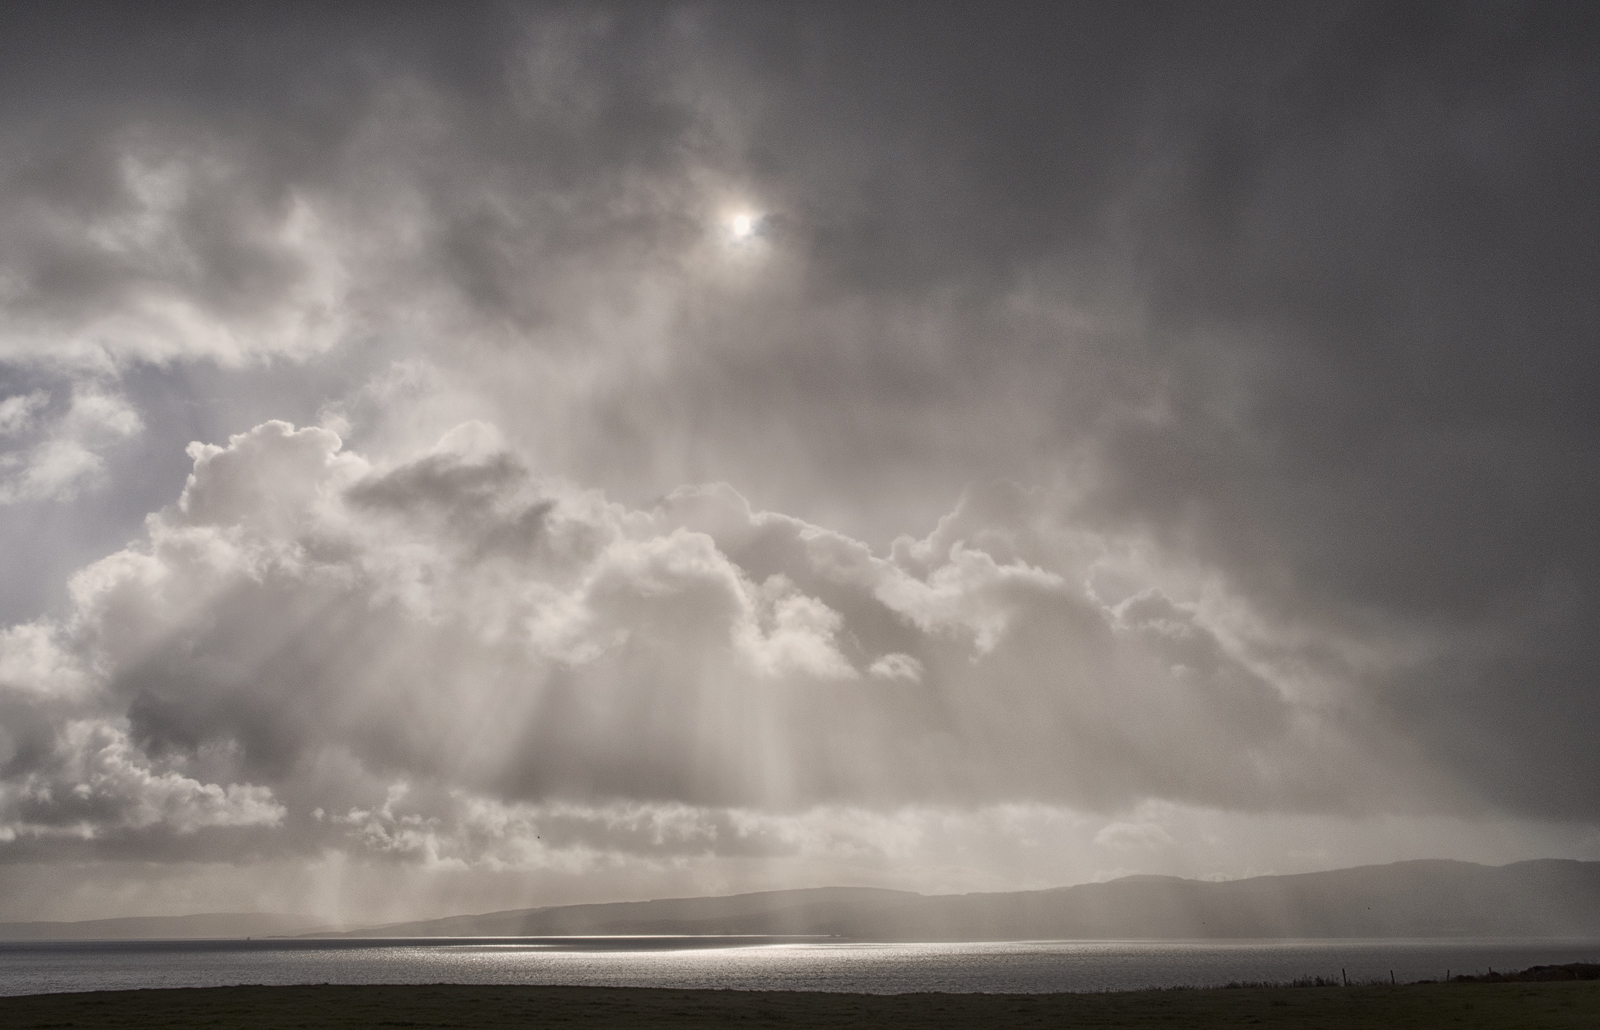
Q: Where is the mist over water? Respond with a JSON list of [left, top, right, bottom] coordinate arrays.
[[5, 938, 1600, 998]]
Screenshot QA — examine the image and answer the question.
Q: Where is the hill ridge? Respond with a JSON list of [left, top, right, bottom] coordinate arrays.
[[6, 859, 1597, 941], [315, 858, 1600, 941]]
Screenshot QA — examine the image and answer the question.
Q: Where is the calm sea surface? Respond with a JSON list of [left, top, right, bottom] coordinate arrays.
[[3, 937, 1599, 998]]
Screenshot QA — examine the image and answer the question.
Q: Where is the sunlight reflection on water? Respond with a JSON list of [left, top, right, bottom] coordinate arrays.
[[4, 937, 1599, 997]]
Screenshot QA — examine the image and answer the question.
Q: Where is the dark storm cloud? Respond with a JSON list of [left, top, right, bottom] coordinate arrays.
[[676, 1, 1600, 819], [1071, 3, 1600, 818], [0, 0, 1597, 876]]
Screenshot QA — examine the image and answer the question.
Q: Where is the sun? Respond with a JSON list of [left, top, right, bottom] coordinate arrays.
[[728, 211, 758, 240]]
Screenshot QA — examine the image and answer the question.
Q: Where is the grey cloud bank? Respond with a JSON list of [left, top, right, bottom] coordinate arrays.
[[0, 1, 1597, 920]]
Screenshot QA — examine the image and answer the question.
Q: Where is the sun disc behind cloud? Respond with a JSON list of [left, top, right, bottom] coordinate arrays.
[[728, 211, 758, 240]]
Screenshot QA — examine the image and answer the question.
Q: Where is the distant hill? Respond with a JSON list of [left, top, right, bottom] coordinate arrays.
[[7, 859, 1596, 941], [316, 859, 1600, 940], [0, 913, 325, 940], [308, 885, 922, 939]]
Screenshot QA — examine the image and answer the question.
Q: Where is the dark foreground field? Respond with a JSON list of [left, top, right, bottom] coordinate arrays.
[[4, 980, 1599, 1029]]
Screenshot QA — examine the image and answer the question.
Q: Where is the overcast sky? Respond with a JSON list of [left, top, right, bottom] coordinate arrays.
[[1, 1, 1597, 925]]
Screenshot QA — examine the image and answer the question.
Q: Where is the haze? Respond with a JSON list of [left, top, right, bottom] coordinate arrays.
[[0, 2, 1596, 927]]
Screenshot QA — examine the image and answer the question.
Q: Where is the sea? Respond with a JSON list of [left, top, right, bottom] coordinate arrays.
[[4, 937, 1600, 997]]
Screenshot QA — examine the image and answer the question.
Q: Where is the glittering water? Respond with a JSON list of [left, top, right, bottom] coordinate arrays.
[[4, 937, 1599, 997]]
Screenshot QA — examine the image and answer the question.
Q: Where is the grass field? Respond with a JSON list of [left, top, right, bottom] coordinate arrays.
[[3, 980, 1599, 1029]]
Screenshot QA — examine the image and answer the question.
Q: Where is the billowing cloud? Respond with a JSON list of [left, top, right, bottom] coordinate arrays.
[[0, 418, 1457, 870], [0, 720, 283, 843]]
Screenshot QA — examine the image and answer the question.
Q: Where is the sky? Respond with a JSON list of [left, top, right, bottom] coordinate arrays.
[[0, 1, 1597, 926]]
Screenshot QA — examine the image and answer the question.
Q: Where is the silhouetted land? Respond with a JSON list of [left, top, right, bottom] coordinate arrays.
[[3, 973, 1598, 1029]]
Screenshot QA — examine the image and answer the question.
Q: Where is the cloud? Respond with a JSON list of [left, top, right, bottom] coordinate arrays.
[[0, 138, 353, 373], [0, 383, 142, 503], [1094, 820, 1177, 852], [0, 2, 1595, 909], [0, 720, 283, 843], [868, 653, 922, 683], [0, 390, 48, 436], [0, 419, 1458, 868]]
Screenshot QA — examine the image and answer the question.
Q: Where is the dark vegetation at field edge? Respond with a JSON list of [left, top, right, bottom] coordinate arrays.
[[1450, 961, 1600, 983], [3, 978, 1599, 1029]]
